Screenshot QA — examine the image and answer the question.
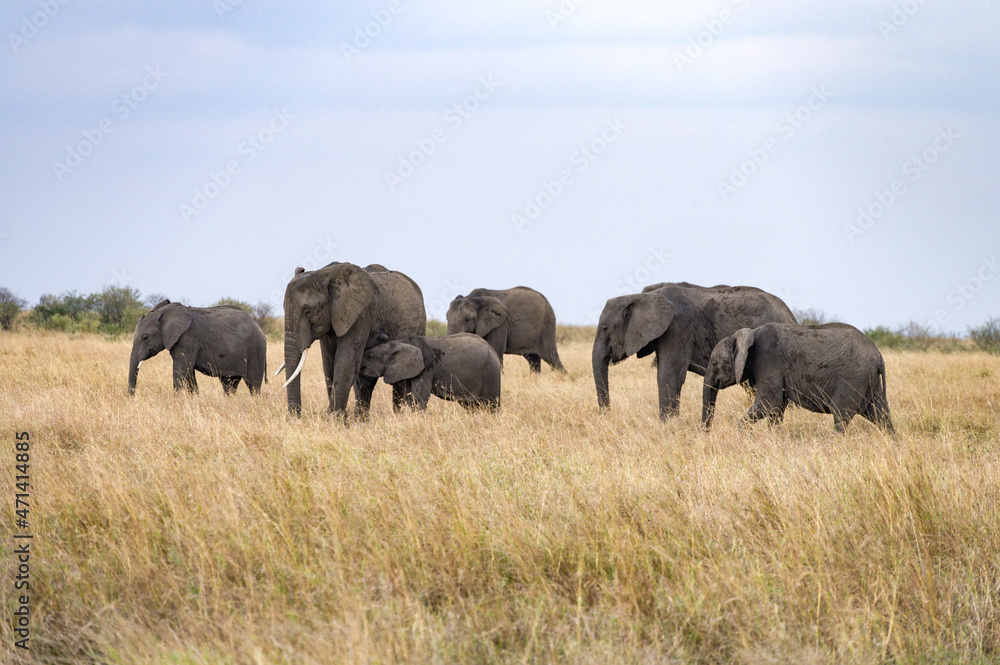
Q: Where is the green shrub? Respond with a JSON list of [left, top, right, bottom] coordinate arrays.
[[0, 287, 27, 330], [792, 308, 833, 325], [213, 297, 253, 313], [252, 302, 282, 340], [93, 286, 145, 330], [864, 322, 967, 353], [969, 317, 1000, 354], [28, 287, 147, 335], [425, 320, 447, 336]]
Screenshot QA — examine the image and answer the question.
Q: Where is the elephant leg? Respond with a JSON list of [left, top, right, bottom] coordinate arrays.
[[220, 375, 241, 395], [172, 354, 198, 393], [353, 375, 377, 419], [862, 385, 896, 435], [246, 372, 262, 395], [863, 399, 896, 435], [655, 350, 687, 420], [741, 385, 783, 428], [320, 337, 337, 405], [525, 354, 542, 373], [541, 337, 565, 372], [411, 376, 432, 410], [392, 382, 408, 412], [832, 410, 852, 434], [329, 341, 362, 416]]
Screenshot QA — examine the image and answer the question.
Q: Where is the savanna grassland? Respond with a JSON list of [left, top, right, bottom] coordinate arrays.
[[1, 329, 999, 664]]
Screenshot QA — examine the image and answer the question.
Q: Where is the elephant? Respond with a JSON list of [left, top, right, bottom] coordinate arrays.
[[702, 322, 895, 434], [446, 286, 563, 372], [281, 261, 426, 418], [592, 282, 796, 419], [128, 300, 267, 395], [360, 333, 502, 410]]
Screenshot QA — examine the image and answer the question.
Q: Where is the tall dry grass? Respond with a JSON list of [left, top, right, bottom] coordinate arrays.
[[1, 330, 999, 663]]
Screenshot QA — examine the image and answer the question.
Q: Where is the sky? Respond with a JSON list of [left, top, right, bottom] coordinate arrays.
[[1, 1, 998, 332]]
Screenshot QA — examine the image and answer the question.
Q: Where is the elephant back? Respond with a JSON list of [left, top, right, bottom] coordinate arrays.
[[370, 269, 427, 339]]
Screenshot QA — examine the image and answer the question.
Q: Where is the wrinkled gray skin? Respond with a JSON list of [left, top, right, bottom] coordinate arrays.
[[283, 262, 426, 418], [702, 322, 895, 434], [593, 283, 796, 420], [360, 333, 501, 410], [447, 287, 563, 373], [128, 300, 267, 396]]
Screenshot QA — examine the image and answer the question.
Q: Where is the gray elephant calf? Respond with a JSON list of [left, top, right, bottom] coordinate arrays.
[[129, 300, 267, 395], [447, 286, 563, 373], [360, 333, 501, 410], [702, 322, 895, 434]]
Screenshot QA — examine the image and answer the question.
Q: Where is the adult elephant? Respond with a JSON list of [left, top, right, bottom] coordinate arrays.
[[592, 283, 796, 419], [281, 261, 426, 417], [446, 287, 563, 372], [128, 300, 267, 395]]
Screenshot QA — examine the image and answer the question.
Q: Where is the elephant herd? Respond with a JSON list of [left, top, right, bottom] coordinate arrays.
[[128, 262, 895, 434]]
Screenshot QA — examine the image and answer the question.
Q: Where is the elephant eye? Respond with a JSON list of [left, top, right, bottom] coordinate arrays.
[[601, 325, 608, 332]]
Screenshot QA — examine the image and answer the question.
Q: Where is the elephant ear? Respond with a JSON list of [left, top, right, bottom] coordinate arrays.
[[623, 292, 676, 357], [324, 264, 379, 337], [384, 344, 424, 384], [730, 328, 756, 383], [475, 300, 509, 337], [160, 306, 193, 350], [151, 299, 171, 311]]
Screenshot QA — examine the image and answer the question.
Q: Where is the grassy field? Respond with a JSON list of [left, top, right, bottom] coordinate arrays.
[[1, 330, 999, 664]]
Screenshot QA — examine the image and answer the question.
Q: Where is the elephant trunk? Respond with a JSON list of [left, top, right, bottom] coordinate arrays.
[[283, 319, 310, 417], [128, 345, 141, 396], [593, 337, 611, 410], [702, 381, 719, 429]]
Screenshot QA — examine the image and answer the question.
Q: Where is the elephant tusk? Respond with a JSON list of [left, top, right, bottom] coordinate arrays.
[[273, 361, 285, 377], [282, 349, 308, 388], [137, 361, 142, 369]]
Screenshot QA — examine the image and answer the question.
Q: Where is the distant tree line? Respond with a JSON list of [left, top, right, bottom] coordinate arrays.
[[0, 286, 280, 339], [1, 287, 998, 353]]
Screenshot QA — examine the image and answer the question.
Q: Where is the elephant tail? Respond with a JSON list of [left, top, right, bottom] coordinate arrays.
[[871, 356, 894, 434]]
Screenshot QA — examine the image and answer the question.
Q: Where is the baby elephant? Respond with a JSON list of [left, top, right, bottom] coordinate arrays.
[[360, 333, 501, 411], [129, 300, 267, 396], [702, 322, 894, 434]]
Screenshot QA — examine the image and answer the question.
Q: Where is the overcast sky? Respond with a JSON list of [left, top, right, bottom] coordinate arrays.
[[1, 1, 997, 331]]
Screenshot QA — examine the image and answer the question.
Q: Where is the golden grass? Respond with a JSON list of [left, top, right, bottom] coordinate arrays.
[[1, 330, 999, 664]]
